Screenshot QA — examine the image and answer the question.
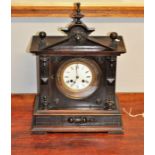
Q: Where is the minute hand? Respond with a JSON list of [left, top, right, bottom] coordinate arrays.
[[76, 64, 79, 78], [71, 65, 78, 87]]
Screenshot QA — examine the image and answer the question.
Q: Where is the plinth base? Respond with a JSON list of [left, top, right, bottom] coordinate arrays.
[[32, 96, 123, 134]]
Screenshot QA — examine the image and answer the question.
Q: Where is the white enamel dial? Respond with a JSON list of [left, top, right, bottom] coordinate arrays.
[[63, 63, 92, 91], [56, 58, 101, 99]]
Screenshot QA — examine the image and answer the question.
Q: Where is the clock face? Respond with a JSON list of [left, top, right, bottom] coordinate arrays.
[[63, 63, 92, 90], [56, 58, 101, 99]]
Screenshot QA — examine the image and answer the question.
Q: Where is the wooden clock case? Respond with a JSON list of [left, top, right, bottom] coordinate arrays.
[[30, 3, 126, 134]]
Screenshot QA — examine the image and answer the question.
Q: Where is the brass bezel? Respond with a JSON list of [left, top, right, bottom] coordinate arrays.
[[56, 58, 101, 99]]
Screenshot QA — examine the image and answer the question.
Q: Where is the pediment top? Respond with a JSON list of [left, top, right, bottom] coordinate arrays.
[[30, 3, 126, 56]]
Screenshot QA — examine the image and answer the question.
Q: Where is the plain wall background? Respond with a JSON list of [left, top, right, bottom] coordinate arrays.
[[11, 17, 144, 93]]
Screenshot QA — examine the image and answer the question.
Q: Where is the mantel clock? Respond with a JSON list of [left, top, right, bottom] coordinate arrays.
[[30, 3, 126, 134]]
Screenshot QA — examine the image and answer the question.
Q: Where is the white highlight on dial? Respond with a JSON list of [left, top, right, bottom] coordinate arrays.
[[63, 63, 92, 90]]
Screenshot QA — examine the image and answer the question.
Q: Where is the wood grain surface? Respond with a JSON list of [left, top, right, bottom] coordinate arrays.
[[12, 93, 144, 155], [11, 6, 144, 17]]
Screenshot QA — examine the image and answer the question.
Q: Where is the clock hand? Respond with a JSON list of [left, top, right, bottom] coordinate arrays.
[[71, 64, 79, 87], [76, 64, 79, 79], [70, 64, 79, 87]]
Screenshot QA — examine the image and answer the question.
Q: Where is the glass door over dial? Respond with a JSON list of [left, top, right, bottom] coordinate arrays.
[[56, 58, 101, 99]]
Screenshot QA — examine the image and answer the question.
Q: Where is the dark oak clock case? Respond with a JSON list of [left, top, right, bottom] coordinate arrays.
[[30, 3, 126, 134]]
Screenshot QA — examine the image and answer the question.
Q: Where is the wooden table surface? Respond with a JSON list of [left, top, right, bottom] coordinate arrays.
[[12, 93, 144, 155]]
